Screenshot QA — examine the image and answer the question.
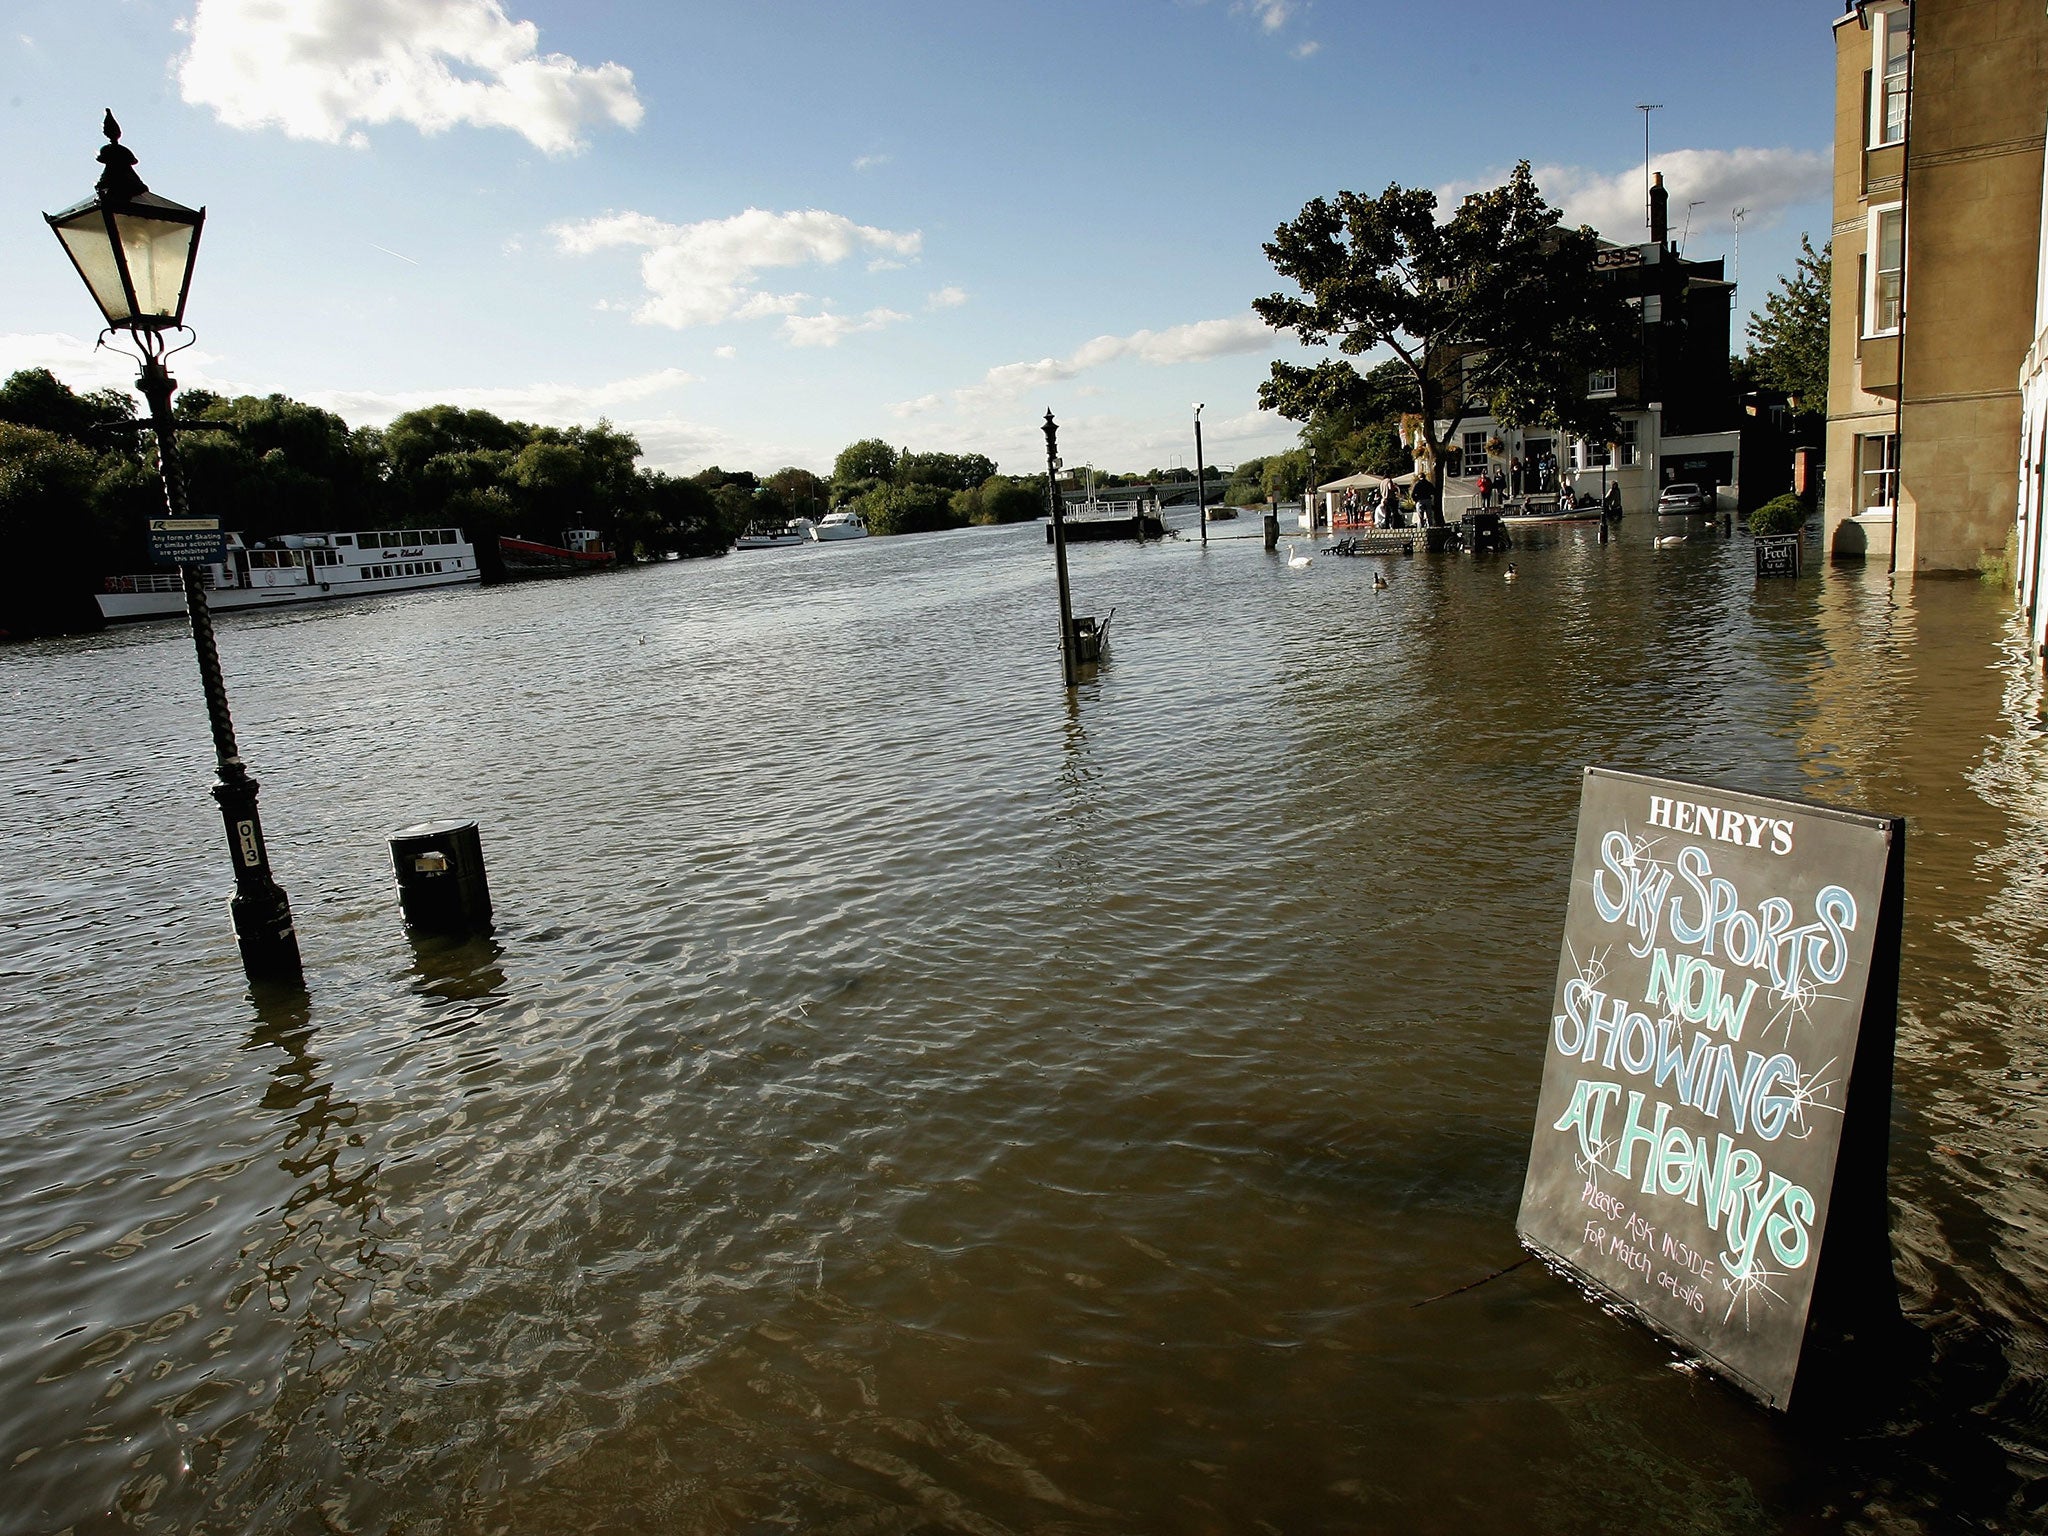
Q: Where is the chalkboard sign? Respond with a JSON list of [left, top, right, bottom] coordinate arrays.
[[149, 517, 224, 568], [1517, 768, 1903, 1410], [1754, 534, 1801, 579]]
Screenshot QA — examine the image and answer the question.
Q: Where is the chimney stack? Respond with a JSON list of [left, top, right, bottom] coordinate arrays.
[[1649, 171, 1669, 247]]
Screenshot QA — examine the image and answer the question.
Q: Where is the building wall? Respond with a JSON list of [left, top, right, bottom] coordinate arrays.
[[1826, 0, 2048, 573]]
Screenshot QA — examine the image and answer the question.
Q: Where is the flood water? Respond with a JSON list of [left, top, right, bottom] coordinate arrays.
[[3, 512, 2046, 1534]]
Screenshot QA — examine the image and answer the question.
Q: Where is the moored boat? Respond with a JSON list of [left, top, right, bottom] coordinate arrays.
[[735, 518, 815, 549], [498, 528, 616, 576], [808, 508, 868, 541], [97, 527, 480, 622]]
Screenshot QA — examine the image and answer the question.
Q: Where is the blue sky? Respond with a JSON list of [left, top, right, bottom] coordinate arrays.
[[3, 0, 1837, 481]]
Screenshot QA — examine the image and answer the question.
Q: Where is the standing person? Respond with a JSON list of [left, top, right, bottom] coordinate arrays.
[[1477, 470, 1491, 510], [1510, 455, 1523, 500], [1604, 481, 1622, 519]]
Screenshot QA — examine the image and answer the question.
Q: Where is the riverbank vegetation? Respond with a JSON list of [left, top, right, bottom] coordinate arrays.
[[0, 368, 1021, 635]]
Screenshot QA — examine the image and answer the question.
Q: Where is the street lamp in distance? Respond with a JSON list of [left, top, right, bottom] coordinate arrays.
[[45, 113, 303, 985]]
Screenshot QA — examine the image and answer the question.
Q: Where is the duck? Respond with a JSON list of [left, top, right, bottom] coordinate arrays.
[[1504, 563, 1518, 581], [1654, 534, 1687, 548], [1372, 571, 1389, 590], [1287, 542, 1312, 568]]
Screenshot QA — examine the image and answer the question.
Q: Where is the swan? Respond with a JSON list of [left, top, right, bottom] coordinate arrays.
[[1655, 534, 1686, 548], [1287, 542, 1312, 568]]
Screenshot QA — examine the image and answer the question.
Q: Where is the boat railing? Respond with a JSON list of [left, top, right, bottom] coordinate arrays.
[[103, 572, 188, 594]]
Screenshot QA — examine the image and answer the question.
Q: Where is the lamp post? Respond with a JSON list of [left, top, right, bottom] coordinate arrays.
[[1193, 403, 1208, 546], [1043, 411, 1078, 687], [46, 114, 302, 984]]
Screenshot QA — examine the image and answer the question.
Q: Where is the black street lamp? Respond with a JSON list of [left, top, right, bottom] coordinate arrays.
[[46, 114, 302, 984], [1043, 410, 1078, 686], [1192, 403, 1208, 546]]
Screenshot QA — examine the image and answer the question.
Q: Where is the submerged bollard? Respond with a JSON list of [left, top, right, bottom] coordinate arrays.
[[389, 818, 494, 936], [1263, 510, 1280, 550]]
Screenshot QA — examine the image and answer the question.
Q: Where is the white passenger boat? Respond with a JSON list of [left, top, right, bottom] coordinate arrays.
[[808, 508, 868, 542], [97, 527, 480, 622], [735, 518, 815, 549]]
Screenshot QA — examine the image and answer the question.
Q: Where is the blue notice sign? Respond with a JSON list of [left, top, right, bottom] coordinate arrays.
[[149, 518, 225, 567]]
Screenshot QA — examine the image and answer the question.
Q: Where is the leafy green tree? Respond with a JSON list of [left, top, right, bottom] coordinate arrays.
[[637, 471, 728, 557], [765, 466, 825, 518], [1743, 235, 1830, 406], [957, 474, 1040, 526], [860, 480, 961, 536], [0, 369, 136, 447], [1255, 162, 1632, 514], [832, 438, 898, 498], [899, 450, 997, 492], [0, 423, 107, 634]]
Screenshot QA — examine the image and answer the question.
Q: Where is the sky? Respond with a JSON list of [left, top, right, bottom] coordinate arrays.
[[2, 0, 1839, 482]]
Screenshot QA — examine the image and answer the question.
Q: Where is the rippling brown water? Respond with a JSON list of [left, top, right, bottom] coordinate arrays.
[[2, 515, 2045, 1533]]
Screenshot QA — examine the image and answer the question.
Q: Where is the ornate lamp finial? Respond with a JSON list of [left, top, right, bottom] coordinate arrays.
[[95, 109, 148, 201]]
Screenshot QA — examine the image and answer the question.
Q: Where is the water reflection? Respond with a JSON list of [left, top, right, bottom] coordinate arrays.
[[6, 522, 2048, 1530]]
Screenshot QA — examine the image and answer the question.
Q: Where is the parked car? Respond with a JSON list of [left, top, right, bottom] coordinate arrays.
[[1657, 481, 1710, 515]]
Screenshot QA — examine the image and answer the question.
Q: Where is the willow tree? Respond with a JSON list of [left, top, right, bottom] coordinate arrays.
[[1254, 161, 1632, 517]]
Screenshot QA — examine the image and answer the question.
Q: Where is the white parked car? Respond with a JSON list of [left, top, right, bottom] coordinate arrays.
[[1657, 482, 1710, 515]]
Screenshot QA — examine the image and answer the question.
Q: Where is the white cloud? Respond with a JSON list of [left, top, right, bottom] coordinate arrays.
[[852, 152, 891, 171], [0, 332, 176, 399], [306, 367, 696, 426], [713, 345, 738, 360], [1238, 0, 1293, 31], [1444, 147, 1829, 245], [1292, 39, 1320, 59], [553, 207, 923, 330], [176, 0, 642, 155], [896, 311, 1276, 418], [780, 308, 910, 348], [926, 285, 969, 310]]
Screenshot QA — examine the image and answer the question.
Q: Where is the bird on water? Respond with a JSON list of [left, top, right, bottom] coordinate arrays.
[[1504, 563, 1519, 581], [1287, 543, 1312, 568], [1373, 571, 1388, 590]]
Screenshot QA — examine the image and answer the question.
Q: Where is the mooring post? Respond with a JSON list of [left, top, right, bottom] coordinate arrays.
[[1044, 411, 1078, 687], [1193, 404, 1208, 546]]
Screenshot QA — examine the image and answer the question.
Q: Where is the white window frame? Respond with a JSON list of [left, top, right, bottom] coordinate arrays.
[[1641, 294, 1662, 324], [1587, 366, 1618, 397], [1864, 202, 1904, 337], [1859, 432, 1899, 515], [1462, 430, 1488, 473], [1578, 438, 1611, 471], [1868, 3, 1910, 149], [1616, 419, 1639, 467]]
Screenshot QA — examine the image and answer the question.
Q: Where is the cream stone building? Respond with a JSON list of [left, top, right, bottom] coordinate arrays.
[[1824, 0, 2048, 573]]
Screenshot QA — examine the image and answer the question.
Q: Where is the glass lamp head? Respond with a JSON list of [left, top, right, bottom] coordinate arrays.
[[45, 113, 204, 333]]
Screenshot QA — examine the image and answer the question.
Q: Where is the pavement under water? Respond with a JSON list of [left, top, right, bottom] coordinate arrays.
[[1, 513, 2045, 1533]]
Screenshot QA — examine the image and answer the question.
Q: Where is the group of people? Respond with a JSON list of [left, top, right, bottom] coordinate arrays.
[[1475, 453, 1566, 510], [1340, 485, 1408, 529]]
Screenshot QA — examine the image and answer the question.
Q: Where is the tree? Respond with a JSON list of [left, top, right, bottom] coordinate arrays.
[[831, 438, 898, 498], [959, 475, 1040, 525], [1255, 162, 1633, 517], [1743, 235, 1830, 406], [0, 368, 136, 447], [859, 481, 960, 537], [899, 450, 997, 492]]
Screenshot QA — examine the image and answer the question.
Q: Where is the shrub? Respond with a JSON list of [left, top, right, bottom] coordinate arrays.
[[859, 480, 963, 537], [1748, 494, 1807, 537]]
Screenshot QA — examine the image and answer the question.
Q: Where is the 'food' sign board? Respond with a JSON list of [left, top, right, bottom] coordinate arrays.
[[1517, 768, 1903, 1410]]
